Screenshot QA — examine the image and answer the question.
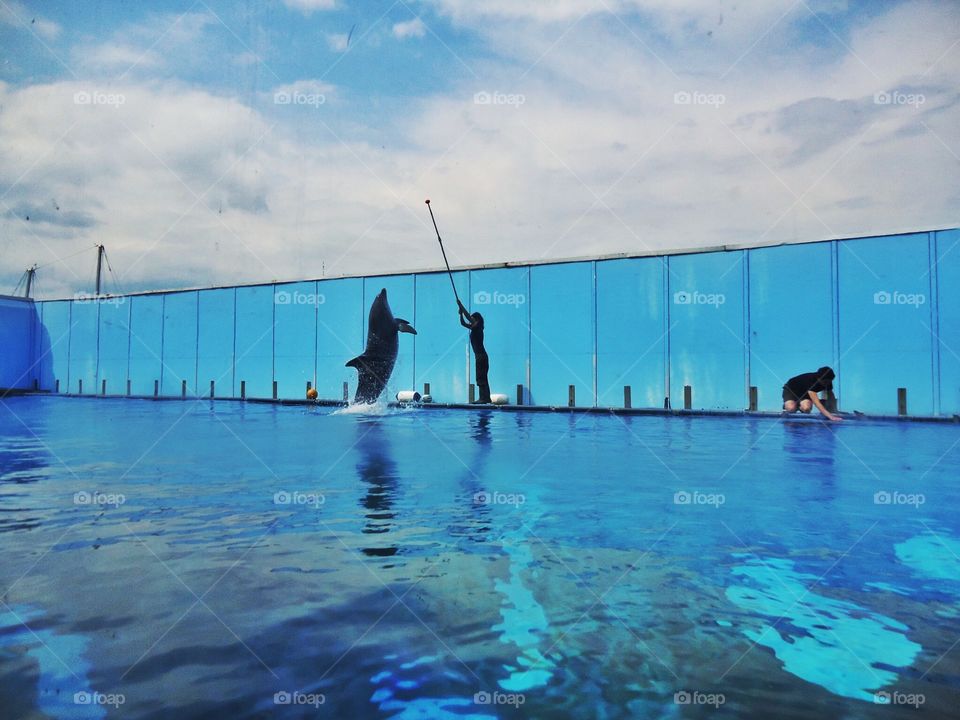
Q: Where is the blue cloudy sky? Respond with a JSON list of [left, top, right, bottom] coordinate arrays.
[[1, 0, 958, 297]]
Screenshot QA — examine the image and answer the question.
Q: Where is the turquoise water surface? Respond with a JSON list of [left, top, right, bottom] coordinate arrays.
[[1, 397, 958, 718]]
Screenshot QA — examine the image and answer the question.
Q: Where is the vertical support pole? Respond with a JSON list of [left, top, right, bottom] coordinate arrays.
[[24, 265, 36, 298], [78, 379, 83, 394], [273, 380, 278, 400], [153, 379, 159, 398], [181, 379, 187, 398], [306, 381, 312, 394], [240, 380, 246, 400], [469, 384, 476, 403], [897, 388, 907, 416], [517, 384, 524, 406], [749, 386, 758, 412], [210, 380, 215, 398], [683, 385, 692, 410], [102, 379, 107, 396], [126, 379, 131, 396], [95, 244, 104, 296], [33, 379, 39, 391], [424, 382, 430, 397], [342, 382, 348, 402], [568, 384, 576, 407], [55, 379, 60, 393], [624, 385, 632, 409]]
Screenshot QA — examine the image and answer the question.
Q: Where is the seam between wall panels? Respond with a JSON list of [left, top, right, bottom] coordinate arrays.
[[314, 281, 319, 391], [159, 295, 166, 396], [194, 291, 200, 397], [592, 260, 598, 407], [664, 257, 671, 409], [929, 232, 941, 416], [527, 269, 532, 406], [67, 301, 72, 393], [232, 287, 237, 398], [832, 240, 841, 407], [272, 284, 276, 397], [125, 299, 132, 392], [412, 275, 417, 391], [744, 251, 751, 409]]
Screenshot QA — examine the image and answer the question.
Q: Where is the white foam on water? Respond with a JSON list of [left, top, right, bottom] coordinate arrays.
[[726, 557, 922, 702], [332, 398, 392, 416]]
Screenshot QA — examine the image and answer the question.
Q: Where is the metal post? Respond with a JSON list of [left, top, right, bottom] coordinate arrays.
[[24, 265, 36, 298], [517, 384, 524, 406], [126, 379, 131, 396], [210, 380, 215, 398], [95, 245, 105, 296], [897, 388, 907, 416], [182, 380, 187, 398], [424, 382, 430, 396], [78, 379, 83, 394], [273, 380, 278, 400], [568, 385, 576, 407], [102, 379, 107, 395], [749, 386, 758, 411], [624, 386, 632, 409], [683, 385, 692, 410], [55, 379, 60, 393], [241, 380, 246, 400], [469, 384, 475, 403], [153, 379, 159, 398]]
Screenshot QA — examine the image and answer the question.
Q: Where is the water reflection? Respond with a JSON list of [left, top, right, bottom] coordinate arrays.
[[355, 419, 399, 557]]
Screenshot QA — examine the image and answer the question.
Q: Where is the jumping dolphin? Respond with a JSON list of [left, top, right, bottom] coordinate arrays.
[[346, 289, 416, 404]]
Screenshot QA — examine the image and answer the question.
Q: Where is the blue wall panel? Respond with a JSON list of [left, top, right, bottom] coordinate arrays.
[[838, 234, 934, 415], [668, 251, 747, 410], [128, 295, 164, 396], [316, 278, 363, 401], [362, 275, 416, 397], [0, 298, 38, 390], [97, 300, 130, 395], [413, 271, 469, 403], [161, 291, 198, 397], [748, 243, 834, 411], [197, 288, 235, 397], [39, 301, 71, 391], [596, 258, 666, 408], [274, 281, 317, 399], [67, 301, 98, 395], [530, 262, 595, 406], [935, 230, 960, 415], [466, 267, 530, 403], [234, 285, 274, 398]]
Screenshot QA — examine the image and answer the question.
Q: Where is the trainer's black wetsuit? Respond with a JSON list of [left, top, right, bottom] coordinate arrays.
[[462, 311, 491, 403]]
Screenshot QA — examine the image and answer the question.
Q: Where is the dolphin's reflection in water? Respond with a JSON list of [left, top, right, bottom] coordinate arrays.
[[355, 419, 399, 557]]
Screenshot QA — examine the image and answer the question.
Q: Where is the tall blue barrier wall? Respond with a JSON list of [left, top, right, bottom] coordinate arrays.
[[11, 228, 960, 417]]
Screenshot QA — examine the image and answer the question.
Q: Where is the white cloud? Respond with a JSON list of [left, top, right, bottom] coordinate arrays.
[[326, 32, 349, 52], [0, 1, 61, 40], [392, 18, 426, 40], [282, 0, 337, 14], [1, 1, 958, 298]]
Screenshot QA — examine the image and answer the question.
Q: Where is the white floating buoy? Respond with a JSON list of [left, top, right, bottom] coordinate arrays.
[[490, 393, 509, 405], [396, 390, 422, 403], [421, 394, 433, 403]]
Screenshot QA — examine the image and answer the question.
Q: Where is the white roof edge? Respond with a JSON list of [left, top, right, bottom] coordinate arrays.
[[34, 225, 959, 301]]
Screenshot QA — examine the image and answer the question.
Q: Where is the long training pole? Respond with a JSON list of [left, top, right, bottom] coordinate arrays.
[[425, 199, 462, 307]]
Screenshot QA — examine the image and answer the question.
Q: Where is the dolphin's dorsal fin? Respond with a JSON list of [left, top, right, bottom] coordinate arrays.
[[346, 355, 367, 368]]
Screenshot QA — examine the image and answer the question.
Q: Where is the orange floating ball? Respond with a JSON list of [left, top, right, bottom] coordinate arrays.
[[306, 388, 318, 400]]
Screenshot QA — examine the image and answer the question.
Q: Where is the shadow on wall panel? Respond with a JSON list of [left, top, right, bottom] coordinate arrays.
[[0, 298, 38, 390], [363, 276, 416, 398], [668, 251, 747, 410], [413, 271, 469, 403], [128, 295, 163, 396], [467, 267, 529, 404], [530, 262, 594, 406], [748, 243, 834, 411], [936, 229, 960, 415], [596, 258, 666, 408], [234, 285, 274, 399], [316, 278, 363, 402], [97, 299, 130, 395], [197, 288, 235, 397], [68, 301, 98, 395], [274, 281, 318, 400], [162, 291, 198, 397], [39, 301, 70, 391], [838, 234, 934, 415]]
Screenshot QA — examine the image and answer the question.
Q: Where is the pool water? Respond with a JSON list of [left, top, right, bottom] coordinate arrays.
[[1, 396, 958, 718]]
